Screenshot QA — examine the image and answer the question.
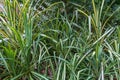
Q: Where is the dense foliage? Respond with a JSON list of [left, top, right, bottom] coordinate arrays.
[[0, 0, 120, 80]]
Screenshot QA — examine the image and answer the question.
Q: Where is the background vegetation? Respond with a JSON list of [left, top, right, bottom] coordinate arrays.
[[0, 0, 120, 80]]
